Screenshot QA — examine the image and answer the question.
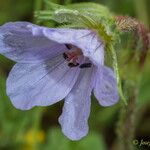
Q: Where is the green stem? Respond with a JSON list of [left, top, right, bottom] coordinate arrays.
[[59, 0, 72, 5], [34, 0, 43, 23], [133, 0, 149, 28], [32, 108, 43, 150], [34, 0, 42, 10], [116, 87, 138, 150]]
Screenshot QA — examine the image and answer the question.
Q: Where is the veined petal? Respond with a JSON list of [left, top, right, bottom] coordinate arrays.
[[0, 22, 68, 63], [59, 68, 94, 140], [6, 55, 80, 110], [28, 25, 104, 66], [94, 66, 119, 106]]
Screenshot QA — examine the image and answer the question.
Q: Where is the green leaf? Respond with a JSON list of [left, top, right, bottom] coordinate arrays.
[[78, 133, 107, 150], [44, 128, 107, 150], [44, 128, 70, 150]]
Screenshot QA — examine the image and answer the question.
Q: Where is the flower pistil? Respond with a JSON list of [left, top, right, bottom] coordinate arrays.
[[63, 44, 92, 68]]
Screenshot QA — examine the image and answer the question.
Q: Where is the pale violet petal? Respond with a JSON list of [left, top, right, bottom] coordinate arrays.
[[94, 66, 119, 106], [6, 55, 80, 110], [59, 68, 94, 140], [0, 22, 67, 63], [28, 25, 104, 66]]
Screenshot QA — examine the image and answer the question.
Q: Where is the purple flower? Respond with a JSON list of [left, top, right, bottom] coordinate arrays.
[[0, 22, 119, 140]]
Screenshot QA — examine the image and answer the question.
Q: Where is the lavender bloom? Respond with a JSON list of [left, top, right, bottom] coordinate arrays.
[[0, 22, 119, 140]]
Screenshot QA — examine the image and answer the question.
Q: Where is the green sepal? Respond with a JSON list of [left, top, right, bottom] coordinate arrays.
[[109, 45, 128, 105], [35, 2, 116, 48]]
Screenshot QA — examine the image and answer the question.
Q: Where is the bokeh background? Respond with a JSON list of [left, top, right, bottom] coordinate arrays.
[[0, 0, 150, 150]]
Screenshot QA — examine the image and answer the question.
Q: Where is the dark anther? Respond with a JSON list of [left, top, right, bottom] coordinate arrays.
[[63, 53, 68, 60], [79, 63, 92, 68], [65, 44, 72, 50], [68, 63, 79, 67]]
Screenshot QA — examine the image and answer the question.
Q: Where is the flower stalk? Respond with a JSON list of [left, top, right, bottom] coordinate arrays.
[[115, 15, 149, 150], [116, 87, 139, 150]]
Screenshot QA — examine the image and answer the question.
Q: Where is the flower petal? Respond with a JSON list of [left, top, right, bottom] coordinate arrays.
[[94, 66, 119, 106], [6, 55, 80, 110], [59, 68, 94, 140], [28, 25, 104, 66], [0, 22, 67, 63]]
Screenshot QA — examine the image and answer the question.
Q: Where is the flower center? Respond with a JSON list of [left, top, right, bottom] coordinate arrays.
[[63, 44, 92, 68]]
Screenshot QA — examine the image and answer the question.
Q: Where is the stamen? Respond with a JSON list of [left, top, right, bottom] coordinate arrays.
[[68, 63, 79, 67], [65, 44, 72, 50], [63, 53, 68, 59], [63, 46, 92, 69], [79, 63, 92, 68], [66, 52, 78, 61]]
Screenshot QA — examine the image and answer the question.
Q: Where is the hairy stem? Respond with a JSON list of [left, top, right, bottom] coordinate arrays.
[[116, 87, 139, 150], [133, 0, 149, 28]]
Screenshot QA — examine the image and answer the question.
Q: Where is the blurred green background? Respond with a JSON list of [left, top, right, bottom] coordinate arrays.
[[0, 0, 150, 150]]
